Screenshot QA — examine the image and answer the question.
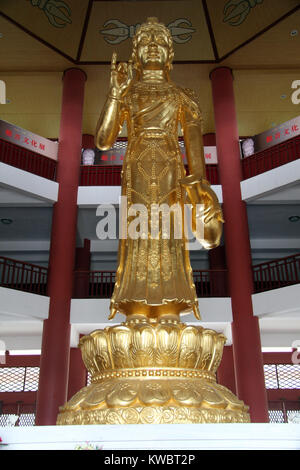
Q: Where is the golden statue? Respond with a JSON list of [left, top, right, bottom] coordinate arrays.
[[97, 17, 224, 323], [57, 18, 250, 425]]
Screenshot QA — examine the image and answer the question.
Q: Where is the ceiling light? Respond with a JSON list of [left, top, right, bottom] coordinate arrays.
[[288, 215, 300, 222], [0, 218, 13, 225], [290, 30, 298, 37]]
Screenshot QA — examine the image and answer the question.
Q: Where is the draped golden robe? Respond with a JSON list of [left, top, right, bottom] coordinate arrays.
[[110, 80, 201, 320]]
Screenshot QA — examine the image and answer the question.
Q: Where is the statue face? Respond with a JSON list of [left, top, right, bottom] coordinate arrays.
[[136, 27, 170, 70]]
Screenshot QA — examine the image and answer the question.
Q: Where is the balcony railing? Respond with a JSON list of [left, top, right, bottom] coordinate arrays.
[[1, 254, 299, 298], [73, 268, 228, 299], [0, 256, 48, 296], [0, 139, 57, 181], [242, 135, 300, 179], [252, 254, 300, 293], [80, 164, 220, 186], [268, 400, 300, 424]]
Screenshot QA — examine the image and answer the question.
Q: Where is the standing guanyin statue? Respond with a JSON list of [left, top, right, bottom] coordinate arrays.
[[57, 18, 250, 425]]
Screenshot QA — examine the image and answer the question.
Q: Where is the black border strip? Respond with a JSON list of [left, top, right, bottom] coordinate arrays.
[[76, 0, 94, 62], [202, 0, 219, 61]]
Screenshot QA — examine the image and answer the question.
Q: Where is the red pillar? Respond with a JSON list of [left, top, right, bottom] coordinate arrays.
[[68, 347, 87, 400], [217, 345, 236, 395], [35, 68, 87, 425], [210, 67, 269, 422]]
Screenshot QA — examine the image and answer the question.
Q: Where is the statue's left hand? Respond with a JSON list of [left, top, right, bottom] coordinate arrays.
[[194, 180, 224, 225], [180, 175, 224, 250]]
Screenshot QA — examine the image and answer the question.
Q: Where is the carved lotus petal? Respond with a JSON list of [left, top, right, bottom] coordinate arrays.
[[91, 330, 112, 371], [130, 323, 156, 367], [210, 336, 226, 373], [155, 323, 180, 366], [80, 335, 98, 376], [83, 381, 112, 409], [178, 326, 202, 369], [172, 380, 203, 406], [199, 383, 227, 408], [61, 386, 90, 411], [106, 381, 138, 407], [214, 384, 246, 410], [109, 325, 134, 369], [139, 380, 171, 405], [198, 330, 216, 370]]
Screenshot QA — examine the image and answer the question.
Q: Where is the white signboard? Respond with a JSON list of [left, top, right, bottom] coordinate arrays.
[[0, 119, 58, 160]]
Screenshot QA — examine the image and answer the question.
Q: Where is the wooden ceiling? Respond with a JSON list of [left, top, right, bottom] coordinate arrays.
[[0, 1, 300, 139]]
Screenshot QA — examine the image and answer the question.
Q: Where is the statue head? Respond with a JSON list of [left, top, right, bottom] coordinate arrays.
[[131, 17, 174, 75]]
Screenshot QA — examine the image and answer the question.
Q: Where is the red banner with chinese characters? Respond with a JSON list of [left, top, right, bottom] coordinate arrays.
[[94, 145, 218, 165], [0, 119, 58, 160]]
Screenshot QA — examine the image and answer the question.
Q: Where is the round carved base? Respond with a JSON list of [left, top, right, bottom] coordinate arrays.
[[57, 374, 250, 425]]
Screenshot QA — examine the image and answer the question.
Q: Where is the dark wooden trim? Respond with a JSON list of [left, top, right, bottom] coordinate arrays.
[[0, 355, 40, 368], [267, 389, 300, 402], [0, 391, 37, 405], [263, 352, 296, 365], [202, 0, 219, 61], [76, 0, 94, 62], [78, 59, 217, 65]]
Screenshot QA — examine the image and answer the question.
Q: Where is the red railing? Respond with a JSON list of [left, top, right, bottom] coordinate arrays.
[[0, 139, 57, 181], [268, 400, 300, 423], [253, 254, 300, 293], [1, 254, 299, 298], [80, 165, 122, 186], [0, 256, 48, 295], [193, 269, 228, 297], [80, 164, 220, 186], [74, 269, 228, 298], [242, 135, 300, 179]]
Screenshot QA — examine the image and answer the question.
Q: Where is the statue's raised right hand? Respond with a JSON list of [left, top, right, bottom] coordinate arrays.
[[109, 52, 133, 100]]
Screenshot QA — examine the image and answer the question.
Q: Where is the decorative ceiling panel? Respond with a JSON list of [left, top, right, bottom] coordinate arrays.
[[207, 0, 300, 59], [1, 0, 300, 65], [80, 0, 214, 62], [0, 0, 90, 60]]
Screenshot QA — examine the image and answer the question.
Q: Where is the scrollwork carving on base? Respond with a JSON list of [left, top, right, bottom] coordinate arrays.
[[57, 405, 250, 426]]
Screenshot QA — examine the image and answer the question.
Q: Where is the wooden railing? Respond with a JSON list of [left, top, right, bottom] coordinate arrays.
[[242, 135, 300, 179], [193, 269, 228, 297], [1, 254, 299, 298], [0, 256, 48, 295], [73, 268, 228, 298], [0, 139, 57, 181], [252, 254, 300, 293]]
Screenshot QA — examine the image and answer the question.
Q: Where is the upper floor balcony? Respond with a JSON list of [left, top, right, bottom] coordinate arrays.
[[1, 133, 300, 187]]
